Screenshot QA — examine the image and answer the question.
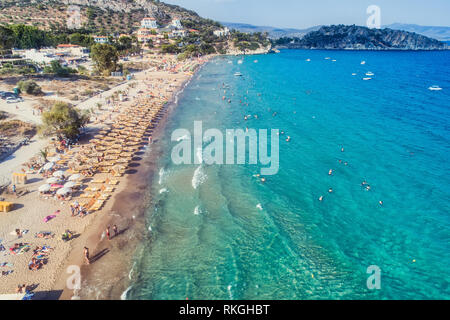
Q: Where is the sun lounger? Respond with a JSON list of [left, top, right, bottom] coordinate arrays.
[[0, 201, 14, 213], [90, 200, 105, 211], [79, 193, 96, 198], [84, 186, 99, 192]]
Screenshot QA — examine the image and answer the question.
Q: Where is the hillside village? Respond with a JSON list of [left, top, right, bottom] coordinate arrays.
[[2, 15, 237, 77]]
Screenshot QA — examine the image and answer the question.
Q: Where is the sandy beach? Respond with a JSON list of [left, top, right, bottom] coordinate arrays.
[[0, 53, 210, 299]]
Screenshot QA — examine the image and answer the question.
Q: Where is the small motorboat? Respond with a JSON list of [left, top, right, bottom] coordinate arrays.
[[428, 85, 442, 91], [234, 72, 243, 77], [363, 77, 372, 81], [366, 71, 374, 76]]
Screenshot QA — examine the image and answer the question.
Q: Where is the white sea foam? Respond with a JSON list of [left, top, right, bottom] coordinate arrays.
[[129, 262, 136, 280], [159, 188, 168, 194], [227, 284, 233, 299], [158, 168, 166, 185], [192, 166, 207, 189], [120, 286, 132, 300]]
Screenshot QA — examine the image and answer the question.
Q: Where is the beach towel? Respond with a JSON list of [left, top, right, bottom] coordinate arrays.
[[0, 262, 13, 267], [35, 232, 54, 239], [9, 244, 30, 255], [43, 210, 61, 223], [43, 215, 56, 222]]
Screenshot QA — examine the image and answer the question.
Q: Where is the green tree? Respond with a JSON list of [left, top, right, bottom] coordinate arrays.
[[17, 80, 43, 95], [44, 60, 76, 76], [0, 26, 15, 50], [161, 43, 180, 54], [91, 43, 119, 75], [40, 102, 89, 139]]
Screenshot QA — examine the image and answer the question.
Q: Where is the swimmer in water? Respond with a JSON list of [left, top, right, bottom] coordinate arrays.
[[286, 136, 291, 142], [319, 196, 323, 201], [365, 185, 371, 191], [341, 147, 344, 152], [379, 201, 383, 206], [328, 169, 333, 175], [261, 177, 266, 183], [328, 188, 333, 193]]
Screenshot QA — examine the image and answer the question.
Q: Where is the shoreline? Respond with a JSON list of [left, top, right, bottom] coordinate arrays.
[[0, 54, 211, 299], [53, 57, 211, 300]]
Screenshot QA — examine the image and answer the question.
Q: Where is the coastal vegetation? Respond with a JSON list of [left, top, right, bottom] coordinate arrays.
[[17, 80, 43, 95], [43, 60, 77, 76], [90, 43, 119, 76], [40, 101, 89, 139]]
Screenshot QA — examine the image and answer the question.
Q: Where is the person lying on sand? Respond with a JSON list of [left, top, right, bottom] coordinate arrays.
[[35, 232, 54, 239]]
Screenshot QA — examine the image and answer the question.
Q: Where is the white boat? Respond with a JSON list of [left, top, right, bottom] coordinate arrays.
[[237, 59, 243, 64], [325, 57, 331, 60], [234, 72, 243, 77], [366, 71, 374, 76], [306, 58, 311, 62], [361, 61, 366, 65], [363, 77, 372, 81], [428, 85, 442, 91], [352, 73, 357, 76], [332, 59, 336, 62]]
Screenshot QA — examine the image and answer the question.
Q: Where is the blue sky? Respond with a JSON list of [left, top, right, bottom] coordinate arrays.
[[164, 0, 450, 29]]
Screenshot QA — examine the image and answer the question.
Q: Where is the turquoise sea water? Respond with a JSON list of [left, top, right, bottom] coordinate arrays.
[[128, 50, 450, 300]]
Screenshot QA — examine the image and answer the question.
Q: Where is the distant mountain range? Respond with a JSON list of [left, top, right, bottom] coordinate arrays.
[[223, 22, 450, 43], [222, 22, 321, 39], [384, 24, 450, 41]]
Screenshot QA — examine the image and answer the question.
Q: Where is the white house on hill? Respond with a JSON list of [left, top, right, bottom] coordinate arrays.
[[170, 19, 183, 30], [141, 17, 158, 29], [213, 27, 230, 37]]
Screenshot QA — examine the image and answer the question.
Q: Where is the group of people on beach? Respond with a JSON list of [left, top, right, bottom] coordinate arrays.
[[83, 224, 119, 265]]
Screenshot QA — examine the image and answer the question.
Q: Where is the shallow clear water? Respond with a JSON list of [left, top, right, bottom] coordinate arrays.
[[128, 50, 450, 300]]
